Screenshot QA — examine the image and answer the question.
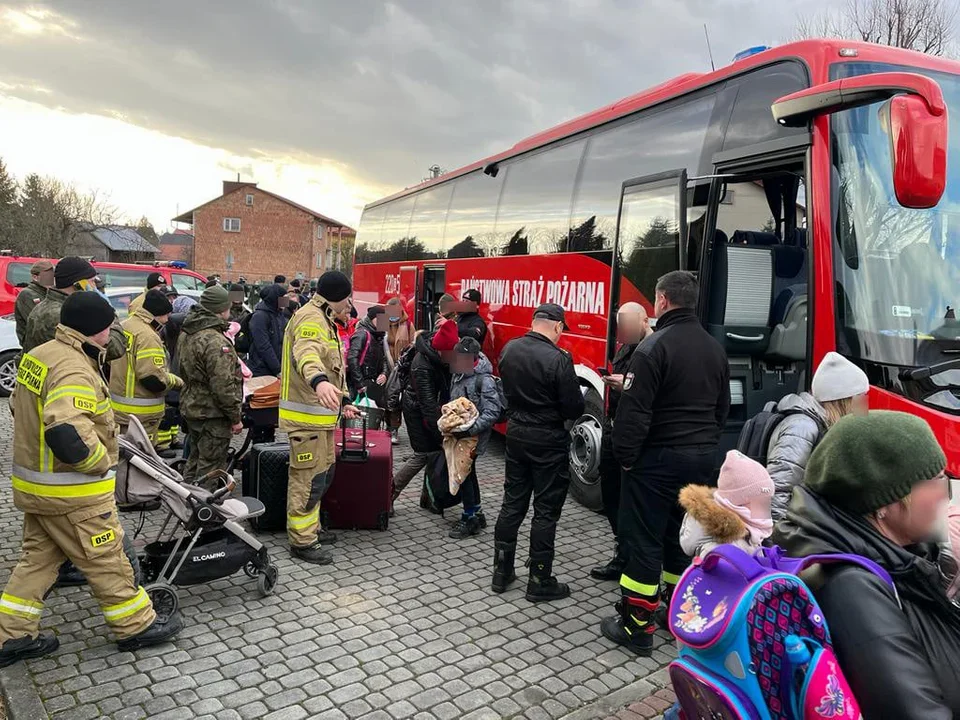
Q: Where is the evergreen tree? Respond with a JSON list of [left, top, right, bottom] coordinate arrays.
[[501, 227, 528, 256]]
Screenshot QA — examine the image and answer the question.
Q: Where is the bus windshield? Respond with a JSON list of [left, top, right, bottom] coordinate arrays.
[[832, 62, 960, 378]]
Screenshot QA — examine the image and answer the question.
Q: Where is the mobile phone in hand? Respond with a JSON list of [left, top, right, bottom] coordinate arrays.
[[596, 367, 610, 377]]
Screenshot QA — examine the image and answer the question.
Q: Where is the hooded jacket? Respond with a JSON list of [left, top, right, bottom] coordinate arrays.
[[161, 311, 188, 405], [765, 392, 828, 521], [246, 284, 288, 378], [177, 306, 242, 424], [402, 331, 451, 453], [346, 317, 389, 398], [678, 484, 756, 558], [774, 487, 960, 720], [450, 353, 500, 456]]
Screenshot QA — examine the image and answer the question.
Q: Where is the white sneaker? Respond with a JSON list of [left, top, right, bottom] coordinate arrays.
[[391, 429, 399, 445]]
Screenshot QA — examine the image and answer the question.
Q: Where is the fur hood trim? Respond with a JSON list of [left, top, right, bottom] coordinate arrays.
[[679, 484, 747, 544]]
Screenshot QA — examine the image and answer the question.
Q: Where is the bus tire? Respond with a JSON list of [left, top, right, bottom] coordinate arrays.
[[568, 387, 604, 512]]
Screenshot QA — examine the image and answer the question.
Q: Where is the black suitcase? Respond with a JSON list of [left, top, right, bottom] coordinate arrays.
[[242, 442, 289, 531]]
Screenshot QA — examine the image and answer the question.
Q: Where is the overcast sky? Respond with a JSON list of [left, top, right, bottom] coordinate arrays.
[[0, 0, 832, 230]]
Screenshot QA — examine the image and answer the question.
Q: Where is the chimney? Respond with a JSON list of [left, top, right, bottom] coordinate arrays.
[[223, 180, 257, 196]]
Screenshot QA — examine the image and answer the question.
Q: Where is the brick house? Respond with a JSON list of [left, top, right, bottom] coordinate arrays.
[[172, 181, 356, 283], [157, 229, 195, 265]]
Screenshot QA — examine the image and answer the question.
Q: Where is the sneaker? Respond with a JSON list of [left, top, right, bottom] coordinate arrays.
[[117, 612, 184, 652], [475, 509, 488, 529], [316, 528, 338, 544], [0, 633, 59, 668], [391, 429, 400, 446], [290, 541, 334, 565], [449, 515, 481, 539]]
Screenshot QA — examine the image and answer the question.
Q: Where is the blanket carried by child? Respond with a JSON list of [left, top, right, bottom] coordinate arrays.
[[438, 396, 479, 494]]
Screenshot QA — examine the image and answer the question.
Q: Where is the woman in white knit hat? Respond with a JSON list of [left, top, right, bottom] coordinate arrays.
[[766, 351, 869, 521]]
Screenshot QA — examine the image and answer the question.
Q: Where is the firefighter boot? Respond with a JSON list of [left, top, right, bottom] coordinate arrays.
[[654, 579, 677, 629], [600, 590, 658, 656], [525, 554, 571, 603], [491, 541, 517, 594], [54, 559, 86, 588], [290, 540, 334, 566], [116, 611, 184, 652], [590, 543, 627, 581], [0, 633, 59, 668]]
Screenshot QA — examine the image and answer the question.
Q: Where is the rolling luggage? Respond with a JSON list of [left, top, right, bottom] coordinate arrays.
[[242, 441, 289, 531], [323, 421, 393, 531]]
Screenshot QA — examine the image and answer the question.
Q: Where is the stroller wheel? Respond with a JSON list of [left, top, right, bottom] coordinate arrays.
[[242, 561, 260, 579], [145, 582, 179, 622], [257, 564, 279, 597]]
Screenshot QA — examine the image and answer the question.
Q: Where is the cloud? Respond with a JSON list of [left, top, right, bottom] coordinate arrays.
[[0, 0, 832, 222]]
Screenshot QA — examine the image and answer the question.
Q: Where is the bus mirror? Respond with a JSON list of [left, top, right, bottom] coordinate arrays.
[[879, 94, 947, 209]]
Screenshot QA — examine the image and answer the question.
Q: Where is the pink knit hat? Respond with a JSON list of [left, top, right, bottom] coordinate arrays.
[[715, 450, 775, 522]]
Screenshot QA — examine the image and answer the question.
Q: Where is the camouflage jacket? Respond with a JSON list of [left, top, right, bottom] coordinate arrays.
[[176, 305, 242, 423], [23, 288, 126, 362], [14, 281, 48, 345]]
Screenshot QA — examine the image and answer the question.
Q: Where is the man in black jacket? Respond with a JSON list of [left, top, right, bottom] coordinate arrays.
[[601, 271, 730, 655], [493, 304, 584, 603], [458, 289, 487, 348], [591, 302, 652, 581]]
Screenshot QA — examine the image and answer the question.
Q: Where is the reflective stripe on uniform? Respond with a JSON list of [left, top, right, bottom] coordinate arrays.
[[101, 586, 150, 623], [135, 349, 165, 360], [279, 400, 338, 427], [287, 505, 320, 530], [45, 385, 97, 407], [297, 353, 321, 374], [74, 443, 106, 473], [0, 593, 43, 619], [110, 394, 164, 415], [12, 463, 116, 498]]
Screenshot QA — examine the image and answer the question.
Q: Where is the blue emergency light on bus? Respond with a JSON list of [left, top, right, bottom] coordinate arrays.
[[733, 46, 771, 62]]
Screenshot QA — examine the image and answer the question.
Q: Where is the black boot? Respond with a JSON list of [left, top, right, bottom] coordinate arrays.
[[54, 560, 86, 588], [290, 541, 334, 565], [0, 633, 59, 668], [316, 527, 338, 544], [491, 541, 517, 594], [590, 544, 626, 581], [525, 554, 570, 603], [600, 591, 657, 656], [117, 612, 184, 651], [654, 582, 676, 629], [475, 509, 488, 529], [449, 514, 482, 539]]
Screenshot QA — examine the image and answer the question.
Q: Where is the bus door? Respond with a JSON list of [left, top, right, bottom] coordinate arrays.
[[419, 265, 446, 331], [608, 171, 687, 359], [398, 265, 418, 327], [698, 139, 812, 454]]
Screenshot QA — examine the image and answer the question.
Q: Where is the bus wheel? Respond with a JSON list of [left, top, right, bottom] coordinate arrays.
[[568, 388, 604, 512]]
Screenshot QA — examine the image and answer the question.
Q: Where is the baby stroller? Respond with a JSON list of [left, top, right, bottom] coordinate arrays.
[[116, 417, 279, 619]]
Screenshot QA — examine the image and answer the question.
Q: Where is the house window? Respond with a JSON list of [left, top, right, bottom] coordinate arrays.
[[223, 217, 241, 232], [316, 225, 324, 239], [315, 251, 323, 269], [245, 194, 254, 206], [226, 251, 234, 269]]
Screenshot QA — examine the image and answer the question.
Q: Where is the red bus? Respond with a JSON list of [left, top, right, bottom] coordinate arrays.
[[352, 39, 959, 509]]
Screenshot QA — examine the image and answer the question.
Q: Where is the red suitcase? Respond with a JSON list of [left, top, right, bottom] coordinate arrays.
[[323, 421, 393, 531]]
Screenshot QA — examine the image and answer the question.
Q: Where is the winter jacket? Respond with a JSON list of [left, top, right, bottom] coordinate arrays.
[[387, 313, 414, 366], [774, 487, 960, 720], [346, 318, 389, 398], [246, 285, 288, 378], [402, 331, 451, 453], [177, 306, 242, 424], [11, 325, 117, 515], [161, 312, 187, 405], [678, 485, 758, 558], [229, 304, 250, 326], [614, 308, 729, 467], [24, 288, 126, 363], [14, 281, 48, 345], [499, 331, 583, 448], [109, 308, 182, 427], [457, 311, 488, 347], [449, 353, 500, 456], [606, 341, 638, 421], [766, 392, 827, 521]]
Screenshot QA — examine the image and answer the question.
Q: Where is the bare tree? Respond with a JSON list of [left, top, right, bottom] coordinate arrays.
[[797, 0, 959, 56]]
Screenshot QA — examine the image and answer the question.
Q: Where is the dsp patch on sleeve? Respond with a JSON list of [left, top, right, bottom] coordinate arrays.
[[90, 529, 116, 548], [73, 397, 96, 412], [299, 327, 319, 339], [624, 372, 635, 390]]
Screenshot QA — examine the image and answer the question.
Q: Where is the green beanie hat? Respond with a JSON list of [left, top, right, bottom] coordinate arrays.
[[200, 284, 231, 314], [804, 410, 946, 515]]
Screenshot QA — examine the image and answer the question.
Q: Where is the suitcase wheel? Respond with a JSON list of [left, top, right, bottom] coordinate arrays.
[[377, 511, 389, 532]]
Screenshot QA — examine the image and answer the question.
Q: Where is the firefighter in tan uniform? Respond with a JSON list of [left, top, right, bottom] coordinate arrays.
[[280, 271, 359, 565], [126, 271, 168, 316], [0, 292, 183, 668], [109, 289, 182, 446]]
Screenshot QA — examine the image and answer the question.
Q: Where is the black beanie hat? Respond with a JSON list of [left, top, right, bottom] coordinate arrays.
[[367, 305, 386, 320], [455, 337, 482, 355], [54, 256, 97, 289], [146, 272, 166, 289], [316, 271, 352, 302], [804, 410, 947, 516], [61, 291, 115, 337], [143, 289, 173, 317]]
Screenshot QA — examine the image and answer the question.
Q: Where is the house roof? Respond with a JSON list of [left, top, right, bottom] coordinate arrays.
[[158, 231, 194, 246], [172, 185, 356, 233], [78, 224, 159, 254]]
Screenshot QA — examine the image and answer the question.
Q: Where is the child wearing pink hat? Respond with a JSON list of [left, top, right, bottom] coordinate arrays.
[[679, 450, 775, 559]]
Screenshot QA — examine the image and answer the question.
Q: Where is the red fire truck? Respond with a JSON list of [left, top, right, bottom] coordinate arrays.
[[352, 39, 958, 509]]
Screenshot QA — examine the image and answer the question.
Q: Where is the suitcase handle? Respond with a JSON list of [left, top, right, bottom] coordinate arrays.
[[340, 411, 369, 462]]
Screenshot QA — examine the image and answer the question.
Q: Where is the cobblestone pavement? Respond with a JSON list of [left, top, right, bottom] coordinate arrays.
[[0, 399, 676, 719]]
